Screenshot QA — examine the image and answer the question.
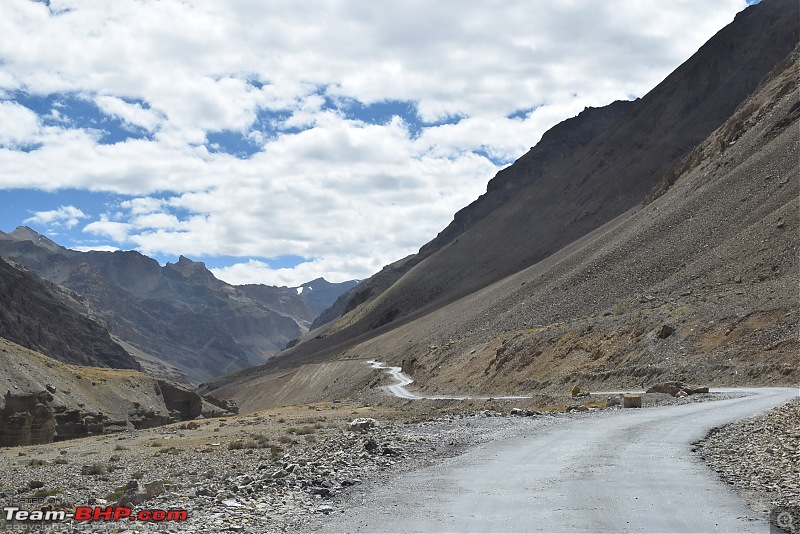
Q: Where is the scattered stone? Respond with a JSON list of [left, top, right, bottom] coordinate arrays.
[[349, 418, 378, 431], [656, 325, 676, 339], [697, 399, 799, 510], [381, 446, 400, 456], [509, 408, 541, 417], [647, 382, 709, 396], [144, 480, 164, 499], [0, 392, 732, 533]]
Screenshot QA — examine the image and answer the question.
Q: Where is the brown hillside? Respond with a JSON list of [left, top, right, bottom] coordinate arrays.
[[257, 0, 799, 372], [204, 2, 799, 409]]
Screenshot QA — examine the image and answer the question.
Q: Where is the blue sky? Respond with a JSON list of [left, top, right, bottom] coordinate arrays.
[[0, 0, 752, 285]]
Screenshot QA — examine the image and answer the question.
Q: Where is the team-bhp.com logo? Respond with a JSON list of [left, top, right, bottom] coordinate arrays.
[[4, 505, 187, 523]]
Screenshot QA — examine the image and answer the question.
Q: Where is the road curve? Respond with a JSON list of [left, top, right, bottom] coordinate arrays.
[[368, 360, 530, 400], [322, 387, 797, 533]]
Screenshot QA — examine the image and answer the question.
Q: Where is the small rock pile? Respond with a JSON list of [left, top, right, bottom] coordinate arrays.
[[696, 399, 800, 512]]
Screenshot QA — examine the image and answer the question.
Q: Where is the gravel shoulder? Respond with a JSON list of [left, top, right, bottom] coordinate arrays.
[[695, 395, 800, 515]]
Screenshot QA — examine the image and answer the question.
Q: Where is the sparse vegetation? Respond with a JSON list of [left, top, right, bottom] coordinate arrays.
[[108, 488, 126, 502], [611, 299, 633, 316]]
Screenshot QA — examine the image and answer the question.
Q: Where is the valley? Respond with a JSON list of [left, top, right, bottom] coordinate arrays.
[[0, 0, 797, 531]]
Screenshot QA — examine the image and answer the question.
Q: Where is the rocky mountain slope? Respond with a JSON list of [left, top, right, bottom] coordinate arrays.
[[0, 337, 234, 446], [204, 0, 799, 408], [0, 233, 318, 383], [0, 257, 139, 371], [315, 0, 796, 356]]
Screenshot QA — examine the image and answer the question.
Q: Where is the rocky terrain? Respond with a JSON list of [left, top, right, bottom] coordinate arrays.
[[0, 388, 738, 533], [0, 338, 233, 447], [205, 2, 799, 408], [263, 0, 799, 373], [697, 398, 800, 515]]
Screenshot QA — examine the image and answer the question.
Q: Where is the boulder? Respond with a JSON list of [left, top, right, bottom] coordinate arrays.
[[622, 394, 642, 408], [349, 418, 378, 432], [647, 382, 709, 397], [144, 480, 164, 499], [646, 382, 685, 396], [656, 325, 676, 339]]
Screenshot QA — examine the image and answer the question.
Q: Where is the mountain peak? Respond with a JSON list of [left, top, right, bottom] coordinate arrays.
[[9, 226, 68, 254], [165, 255, 216, 283]]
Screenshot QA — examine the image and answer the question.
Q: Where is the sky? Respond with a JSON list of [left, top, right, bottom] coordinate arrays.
[[0, 0, 756, 287]]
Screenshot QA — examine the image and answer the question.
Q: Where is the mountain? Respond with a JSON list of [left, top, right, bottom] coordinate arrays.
[[0, 232, 316, 384], [202, 0, 799, 410], [0, 257, 140, 371], [292, 277, 360, 318]]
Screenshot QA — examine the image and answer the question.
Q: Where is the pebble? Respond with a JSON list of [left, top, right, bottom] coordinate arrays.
[[696, 398, 799, 510]]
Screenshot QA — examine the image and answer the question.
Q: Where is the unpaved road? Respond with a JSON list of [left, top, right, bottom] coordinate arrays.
[[321, 387, 797, 533], [369, 359, 530, 400]]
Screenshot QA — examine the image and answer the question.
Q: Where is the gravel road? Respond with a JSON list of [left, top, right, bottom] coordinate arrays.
[[320, 387, 797, 533]]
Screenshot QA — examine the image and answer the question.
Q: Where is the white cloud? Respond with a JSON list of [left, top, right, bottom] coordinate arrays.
[[0, 101, 40, 148], [0, 0, 749, 285], [95, 96, 162, 132], [83, 215, 133, 243], [23, 205, 87, 229], [211, 256, 375, 288], [72, 244, 120, 253]]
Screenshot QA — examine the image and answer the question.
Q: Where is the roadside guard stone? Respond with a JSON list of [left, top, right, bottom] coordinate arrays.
[[622, 394, 642, 408]]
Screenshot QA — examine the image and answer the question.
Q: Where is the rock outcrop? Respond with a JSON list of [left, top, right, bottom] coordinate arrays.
[[0, 337, 233, 446]]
